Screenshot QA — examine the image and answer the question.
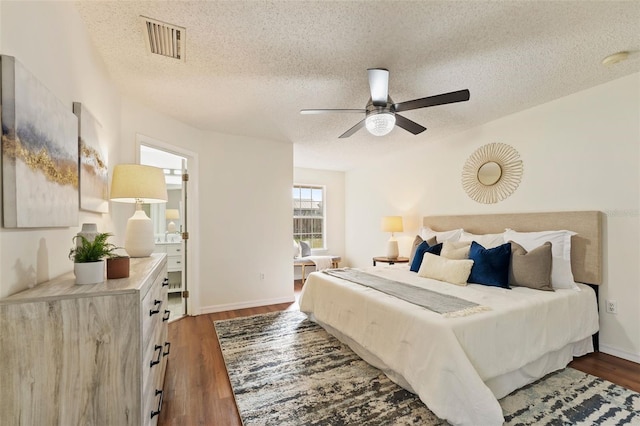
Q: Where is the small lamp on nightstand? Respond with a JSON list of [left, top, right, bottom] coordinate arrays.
[[165, 209, 180, 233], [110, 164, 168, 257], [381, 216, 403, 259]]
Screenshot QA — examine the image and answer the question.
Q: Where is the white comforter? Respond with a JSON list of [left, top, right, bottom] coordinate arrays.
[[299, 265, 599, 426]]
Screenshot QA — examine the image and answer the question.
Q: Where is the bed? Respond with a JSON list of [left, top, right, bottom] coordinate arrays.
[[299, 211, 602, 426]]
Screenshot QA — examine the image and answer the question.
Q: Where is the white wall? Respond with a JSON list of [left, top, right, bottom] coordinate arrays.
[[199, 132, 294, 312], [345, 73, 640, 362], [0, 1, 121, 298], [293, 167, 346, 279]]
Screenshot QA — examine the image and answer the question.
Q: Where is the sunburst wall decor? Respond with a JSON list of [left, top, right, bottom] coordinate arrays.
[[461, 143, 523, 204]]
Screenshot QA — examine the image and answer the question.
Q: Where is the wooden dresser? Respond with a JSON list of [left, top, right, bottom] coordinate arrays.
[[0, 254, 170, 426]]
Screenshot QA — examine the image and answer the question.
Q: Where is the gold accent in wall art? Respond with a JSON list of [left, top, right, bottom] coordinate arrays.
[[461, 143, 523, 204], [73, 102, 109, 213]]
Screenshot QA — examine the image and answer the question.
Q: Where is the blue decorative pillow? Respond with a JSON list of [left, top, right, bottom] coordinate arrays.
[[410, 241, 443, 272], [468, 241, 512, 288]]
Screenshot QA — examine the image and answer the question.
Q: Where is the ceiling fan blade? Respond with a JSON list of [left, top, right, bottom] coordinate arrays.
[[394, 89, 470, 112], [368, 68, 389, 107], [300, 109, 365, 114], [395, 114, 427, 135], [339, 118, 366, 138]]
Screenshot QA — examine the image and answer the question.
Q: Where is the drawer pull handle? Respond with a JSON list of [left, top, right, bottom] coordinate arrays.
[[176, 261, 181, 264], [162, 278, 169, 287], [150, 389, 163, 418], [176, 248, 181, 252], [150, 299, 162, 316], [163, 341, 171, 357], [162, 309, 170, 321], [150, 344, 162, 367]]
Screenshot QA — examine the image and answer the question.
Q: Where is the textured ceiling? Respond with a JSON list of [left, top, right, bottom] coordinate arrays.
[[75, 1, 640, 171]]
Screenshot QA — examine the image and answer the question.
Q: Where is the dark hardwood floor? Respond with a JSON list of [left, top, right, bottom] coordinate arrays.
[[158, 281, 640, 425]]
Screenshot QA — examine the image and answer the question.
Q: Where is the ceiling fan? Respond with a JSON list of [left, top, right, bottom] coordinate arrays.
[[300, 68, 470, 138]]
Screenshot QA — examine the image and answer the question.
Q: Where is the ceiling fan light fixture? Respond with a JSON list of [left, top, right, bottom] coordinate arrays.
[[365, 112, 395, 136], [301, 68, 469, 138]]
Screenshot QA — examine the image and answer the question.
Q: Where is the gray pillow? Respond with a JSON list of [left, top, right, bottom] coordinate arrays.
[[409, 235, 437, 265], [509, 241, 554, 291], [299, 241, 311, 257]]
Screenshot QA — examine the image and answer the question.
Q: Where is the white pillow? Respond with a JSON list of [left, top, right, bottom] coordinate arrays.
[[503, 228, 578, 290], [459, 230, 505, 249], [293, 240, 300, 258], [420, 226, 462, 243], [418, 253, 474, 286], [441, 240, 471, 260]]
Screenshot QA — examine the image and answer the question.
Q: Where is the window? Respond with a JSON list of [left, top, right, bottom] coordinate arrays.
[[293, 185, 325, 249]]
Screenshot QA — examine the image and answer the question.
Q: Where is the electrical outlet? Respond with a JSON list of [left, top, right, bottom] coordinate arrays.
[[259, 272, 265, 280], [606, 299, 618, 314]]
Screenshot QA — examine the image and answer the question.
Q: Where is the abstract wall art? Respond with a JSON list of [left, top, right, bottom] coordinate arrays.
[[1, 55, 79, 228], [73, 102, 108, 213]]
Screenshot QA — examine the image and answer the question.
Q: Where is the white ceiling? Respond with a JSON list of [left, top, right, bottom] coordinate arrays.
[[76, 1, 640, 171]]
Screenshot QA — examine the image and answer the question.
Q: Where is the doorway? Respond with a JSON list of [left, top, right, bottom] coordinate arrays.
[[138, 138, 195, 320]]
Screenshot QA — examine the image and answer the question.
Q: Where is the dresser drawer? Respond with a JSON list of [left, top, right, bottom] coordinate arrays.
[[167, 256, 182, 271], [143, 378, 163, 426], [142, 331, 167, 425], [143, 321, 166, 386], [142, 272, 168, 350], [166, 244, 182, 256]]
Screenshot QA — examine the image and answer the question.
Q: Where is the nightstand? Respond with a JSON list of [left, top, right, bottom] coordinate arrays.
[[372, 256, 410, 266]]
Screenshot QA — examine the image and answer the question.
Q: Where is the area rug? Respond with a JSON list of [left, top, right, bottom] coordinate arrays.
[[214, 311, 640, 425]]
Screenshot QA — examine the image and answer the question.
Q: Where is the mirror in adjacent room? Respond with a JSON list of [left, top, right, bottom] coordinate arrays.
[[461, 142, 523, 204]]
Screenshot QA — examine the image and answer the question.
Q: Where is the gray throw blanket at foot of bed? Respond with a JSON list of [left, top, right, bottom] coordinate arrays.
[[323, 268, 490, 317]]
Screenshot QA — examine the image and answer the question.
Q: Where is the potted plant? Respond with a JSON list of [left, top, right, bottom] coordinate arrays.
[[69, 232, 123, 284]]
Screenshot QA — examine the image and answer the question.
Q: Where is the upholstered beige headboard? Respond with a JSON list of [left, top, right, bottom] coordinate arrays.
[[423, 211, 603, 285]]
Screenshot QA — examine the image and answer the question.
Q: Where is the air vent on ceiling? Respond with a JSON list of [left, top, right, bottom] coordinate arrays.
[[141, 16, 185, 61]]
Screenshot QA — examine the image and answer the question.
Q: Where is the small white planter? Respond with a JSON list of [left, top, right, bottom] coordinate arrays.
[[74, 260, 105, 285]]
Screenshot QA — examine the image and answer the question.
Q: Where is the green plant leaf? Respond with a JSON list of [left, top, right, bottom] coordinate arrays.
[[69, 232, 121, 263]]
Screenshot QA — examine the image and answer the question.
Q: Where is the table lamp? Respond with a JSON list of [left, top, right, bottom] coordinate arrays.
[[165, 209, 180, 233], [381, 216, 403, 259], [110, 164, 167, 257]]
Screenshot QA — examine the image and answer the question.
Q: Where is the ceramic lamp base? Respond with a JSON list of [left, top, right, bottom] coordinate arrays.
[[125, 210, 155, 257], [386, 238, 399, 259]]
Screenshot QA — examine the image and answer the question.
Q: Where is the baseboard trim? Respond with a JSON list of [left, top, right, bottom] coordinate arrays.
[[198, 295, 296, 315], [599, 344, 640, 364]]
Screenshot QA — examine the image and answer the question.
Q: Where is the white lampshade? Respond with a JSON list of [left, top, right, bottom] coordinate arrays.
[[165, 209, 180, 220], [365, 112, 396, 136], [110, 164, 168, 257], [381, 216, 404, 233], [110, 164, 168, 203], [381, 216, 403, 259]]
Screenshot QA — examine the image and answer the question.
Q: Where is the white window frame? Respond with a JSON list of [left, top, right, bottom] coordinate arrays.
[[293, 184, 326, 251]]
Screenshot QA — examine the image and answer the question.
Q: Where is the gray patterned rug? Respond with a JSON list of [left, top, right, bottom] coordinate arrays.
[[214, 311, 640, 425]]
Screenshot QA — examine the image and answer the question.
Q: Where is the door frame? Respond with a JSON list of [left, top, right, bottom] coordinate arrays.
[[136, 133, 200, 316]]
